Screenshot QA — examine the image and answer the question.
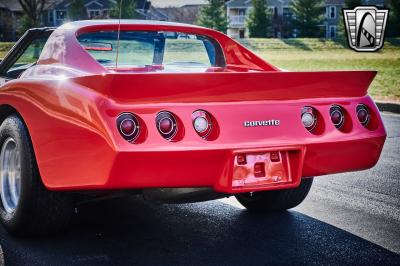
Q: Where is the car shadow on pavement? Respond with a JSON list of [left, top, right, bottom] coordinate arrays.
[[0, 196, 399, 266]]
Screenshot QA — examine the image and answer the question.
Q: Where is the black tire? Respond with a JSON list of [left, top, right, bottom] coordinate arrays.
[[235, 178, 313, 212], [0, 115, 73, 236]]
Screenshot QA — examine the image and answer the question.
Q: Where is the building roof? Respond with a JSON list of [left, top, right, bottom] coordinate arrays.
[[226, 0, 249, 8], [226, 0, 385, 7], [55, 0, 115, 10], [362, 0, 386, 5], [0, 0, 23, 12], [151, 0, 207, 7], [53, 0, 162, 14], [136, 0, 150, 10], [158, 5, 202, 24], [326, 0, 345, 4], [0, 0, 64, 12], [147, 5, 168, 20]]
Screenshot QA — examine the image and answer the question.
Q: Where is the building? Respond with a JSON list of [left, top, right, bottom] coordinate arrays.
[[43, 0, 113, 26], [226, 0, 386, 39], [226, 0, 248, 39], [158, 4, 203, 25], [43, 0, 168, 27], [0, 1, 24, 41], [325, 0, 344, 39], [0, 0, 168, 41]]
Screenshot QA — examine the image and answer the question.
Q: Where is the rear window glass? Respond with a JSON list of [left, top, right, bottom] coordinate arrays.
[[77, 31, 224, 69]]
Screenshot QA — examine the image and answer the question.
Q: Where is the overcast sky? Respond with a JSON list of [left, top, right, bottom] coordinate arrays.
[[151, 0, 208, 7]]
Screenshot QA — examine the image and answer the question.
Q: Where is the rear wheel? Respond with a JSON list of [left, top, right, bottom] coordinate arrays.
[[0, 115, 73, 236], [235, 178, 313, 212]]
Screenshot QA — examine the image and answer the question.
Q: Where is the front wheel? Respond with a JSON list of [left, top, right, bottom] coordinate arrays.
[[0, 115, 73, 236], [235, 178, 313, 212]]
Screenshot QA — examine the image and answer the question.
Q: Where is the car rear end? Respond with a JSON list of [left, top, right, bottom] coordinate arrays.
[[31, 21, 386, 194], [86, 72, 385, 194], [0, 21, 387, 237]]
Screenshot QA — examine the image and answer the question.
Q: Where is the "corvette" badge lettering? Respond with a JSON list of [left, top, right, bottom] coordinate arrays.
[[243, 120, 280, 127]]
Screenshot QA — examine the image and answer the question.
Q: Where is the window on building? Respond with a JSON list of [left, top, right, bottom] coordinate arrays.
[[293, 28, 298, 38], [48, 11, 54, 23], [329, 25, 336, 38], [283, 7, 292, 18], [283, 7, 289, 16], [239, 29, 245, 39], [269, 6, 275, 15], [88, 10, 101, 19], [328, 6, 336, 19], [56, 10, 66, 20]]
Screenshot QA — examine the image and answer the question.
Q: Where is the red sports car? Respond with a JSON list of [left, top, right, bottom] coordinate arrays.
[[0, 20, 386, 235]]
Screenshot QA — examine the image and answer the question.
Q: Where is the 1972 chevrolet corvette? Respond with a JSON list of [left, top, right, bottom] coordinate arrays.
[[0, 20, 386, 235]]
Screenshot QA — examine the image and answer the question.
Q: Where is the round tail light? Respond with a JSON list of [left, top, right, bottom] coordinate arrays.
[[301, 106, 317, 131], [117, 113, 141, 142], [330, 105, 344, 129], [192, 110, 213, 139], [356, 104, 370, 126], [156, 111, 178, 140]]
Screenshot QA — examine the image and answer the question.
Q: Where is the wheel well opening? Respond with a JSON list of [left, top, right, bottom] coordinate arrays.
[[0, 104, 45, 186], [0, 105, 20, 126]]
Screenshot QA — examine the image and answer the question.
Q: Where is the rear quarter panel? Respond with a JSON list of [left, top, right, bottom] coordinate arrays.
[[0, 78, 117, 188]]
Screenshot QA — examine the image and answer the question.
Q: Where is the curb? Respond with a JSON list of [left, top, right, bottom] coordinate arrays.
[[376, 102, 400, 114]]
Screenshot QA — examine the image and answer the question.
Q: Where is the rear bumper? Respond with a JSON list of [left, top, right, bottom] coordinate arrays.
[[51, 135, 385, 194], [35, 96, 386, 193]]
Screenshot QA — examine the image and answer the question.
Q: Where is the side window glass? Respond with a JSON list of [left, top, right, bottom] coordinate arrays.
[[6, 37, 47, 79]]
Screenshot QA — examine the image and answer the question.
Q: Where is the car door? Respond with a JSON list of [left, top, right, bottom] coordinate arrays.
[[0, 28, 53, 86]]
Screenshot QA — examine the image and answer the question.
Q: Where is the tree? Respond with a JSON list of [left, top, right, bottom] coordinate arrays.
[[18, 0, 46, 30], [110, 0, 138, 19], [198, 0, 228, 33], [290, 0, 325, 38], [344, 0, 362, 9], [247, 0, 272, 38], [68, 0, 88, 21], [18, 15, 34, 35], [387, 0, 400, 37]]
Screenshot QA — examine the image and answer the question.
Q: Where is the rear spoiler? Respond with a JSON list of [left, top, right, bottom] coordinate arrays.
[[72, 70, 377, 103]]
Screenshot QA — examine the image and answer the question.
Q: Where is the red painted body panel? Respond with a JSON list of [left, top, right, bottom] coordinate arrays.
[[0, 21, 386, 193]]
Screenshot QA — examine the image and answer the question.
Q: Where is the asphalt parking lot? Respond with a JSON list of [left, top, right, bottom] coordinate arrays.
[[0, 113, 399, 265]]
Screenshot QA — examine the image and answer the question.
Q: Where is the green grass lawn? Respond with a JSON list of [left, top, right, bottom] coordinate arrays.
[[1, 38, 399, 102], [0, 42, 13, 58], [242, 38, 400, 102]]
